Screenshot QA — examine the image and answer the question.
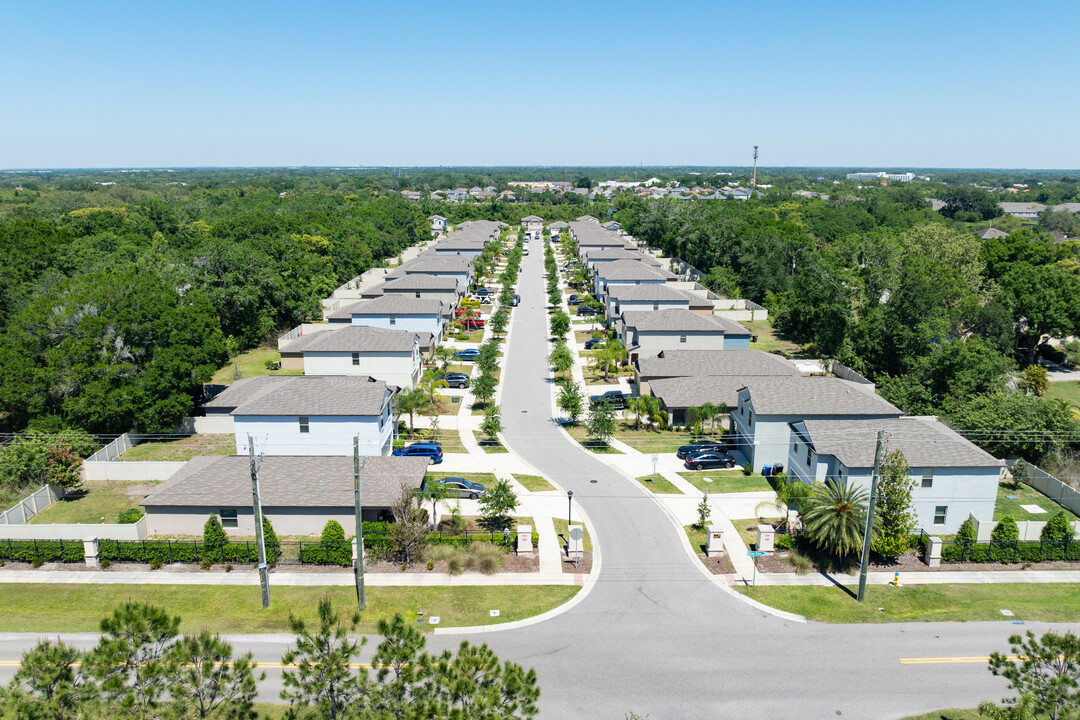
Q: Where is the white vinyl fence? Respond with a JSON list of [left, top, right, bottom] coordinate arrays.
[[0, 484, 65, 525]]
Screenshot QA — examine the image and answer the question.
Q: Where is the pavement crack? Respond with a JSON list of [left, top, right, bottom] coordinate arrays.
[[636, 586, 673, 612]]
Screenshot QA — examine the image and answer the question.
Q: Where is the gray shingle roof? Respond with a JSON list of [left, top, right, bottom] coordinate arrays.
[[1052, 203, 1080, 214], [798, 417, 1003, 469], [637, 349, 801, 380], [203, 376, 281, 411], [281, 326, 417, 354], [596, 260, 675, 281], [381, 275, 459, 291], [142, 455, 428, 509], [401, 257, 473, 274], [225, 376, 392, 416], [607, 284, 692, 303], [549, 221, 569, 229], [978, 228, 1008, 239], [623, 309, 749, 335], [649, 376, 753, 410], [742, 377, 901, 417], [326, 297, 444, 320], [999, 202, 1047, 213]]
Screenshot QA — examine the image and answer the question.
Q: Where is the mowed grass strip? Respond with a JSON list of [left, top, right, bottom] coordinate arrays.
[[120, 434, 235, 462], [0, 584, 580, 634], [737, 583, 1080, 623], [514, 474, 556, 492], [678, 470, 772, 494], [28, 481, 152, 525], [633, 474, 683, 495]]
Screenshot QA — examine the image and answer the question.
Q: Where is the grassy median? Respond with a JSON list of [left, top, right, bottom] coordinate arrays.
[[0, 584, 579, 634], [737, 583, 1080, 623]]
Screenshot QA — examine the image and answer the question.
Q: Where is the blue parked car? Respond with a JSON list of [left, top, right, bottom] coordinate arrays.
[[584, 337, 605, 349], [393, 442, 444, 464], [454, 348, 481, 360]]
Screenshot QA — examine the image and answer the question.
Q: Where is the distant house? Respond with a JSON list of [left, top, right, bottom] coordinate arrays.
[[618, 309, 751, 362], [429, 215, 447, 236], [394, 255, 474, 288], [142, 455, 429, 535], [1051, 203, 1080, 215], [787, 417, 1004, 533], [601, 221, 621, 231], [521, 215, 543, 241], [978, 227, 1008, 240], [432, 237, 488, 258], [204, 375, 396, 457], [279, 326, 422, 389], [326, 296, 446, 347], [999, 202, 1047, 219], [498, 190, 516, 202], [576, 215, 600, 223], [549, 220, 569, 237], [446, 190, 468, 203], [605, 284, 691, 324], [636, 348, 801, 393], [583, 248, 664, 270], [730, 377, 902, 473], [401, 191, 421, 202]]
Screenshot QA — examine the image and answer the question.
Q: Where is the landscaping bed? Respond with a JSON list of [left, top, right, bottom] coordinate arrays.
[[684, 525, 737, 575]]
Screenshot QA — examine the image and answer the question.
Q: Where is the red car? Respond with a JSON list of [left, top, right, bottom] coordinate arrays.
[[459, 318, 485, 330]]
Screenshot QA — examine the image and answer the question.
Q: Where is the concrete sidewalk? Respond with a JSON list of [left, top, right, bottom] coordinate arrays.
[[743, 568, 1080, 587]]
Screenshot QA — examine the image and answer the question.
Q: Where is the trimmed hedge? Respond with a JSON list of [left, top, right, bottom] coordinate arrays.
[[0, 539, 84, 563], [0, 538, 278, 565], [941, 540, 1080, 564]]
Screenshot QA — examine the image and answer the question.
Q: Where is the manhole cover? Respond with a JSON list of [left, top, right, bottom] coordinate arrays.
[[521, 410, 527, 413], [590, 479, 598, 483]]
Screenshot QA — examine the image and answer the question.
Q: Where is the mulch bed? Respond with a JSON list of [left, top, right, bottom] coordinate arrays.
[[561, 551, 592, 574], [696, 552, 736, 575]]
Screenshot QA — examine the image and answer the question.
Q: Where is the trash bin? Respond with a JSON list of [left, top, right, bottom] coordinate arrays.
[[762, 464, 773, 478], [773, 463, 784, 475]]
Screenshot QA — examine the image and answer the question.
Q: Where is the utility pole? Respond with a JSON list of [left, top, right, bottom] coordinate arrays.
[[751, 145, 759, 187], [353, 436, 367, 610], [249, 436, 270, 609], [856, 430, 887, 603]]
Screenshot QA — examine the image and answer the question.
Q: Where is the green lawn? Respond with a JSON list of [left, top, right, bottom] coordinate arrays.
[[0, 584, 580, 634], [610, 424, 696, 454], [210, 347, 303, 385], [553, 518, 592, 551], [729, 518, 770, 549], [901, 711, 979, 720], [28, 481, 153, 525], [120, 434, 236, 462], [515, 474, 556, 492], [399, 429, 467, 454], [995, 479, 1079, 521], [1046, 379, 1080, 410], [633, 474, 683, 495], [737, 583, 1080, 623], [452, 328, 485, 343], [563, 424, 624, 454], [473, 432, 509, 453], [574, 330, 602, 344], [678, 470, 772, 494], [741, 320, 810, 359]]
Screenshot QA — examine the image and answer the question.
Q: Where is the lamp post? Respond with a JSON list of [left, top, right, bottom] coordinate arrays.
[[567, 490, 574, 527]]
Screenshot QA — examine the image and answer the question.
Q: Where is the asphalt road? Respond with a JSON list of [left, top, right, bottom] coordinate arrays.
[[1, 241, 1075, 718]]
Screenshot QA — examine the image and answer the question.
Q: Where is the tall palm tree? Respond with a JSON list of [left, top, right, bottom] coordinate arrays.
[[800, 478, 875, 560]]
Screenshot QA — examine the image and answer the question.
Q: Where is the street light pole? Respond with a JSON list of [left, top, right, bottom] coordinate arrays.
[[567, 490, 573, 527], [353, 436, 367, 611]]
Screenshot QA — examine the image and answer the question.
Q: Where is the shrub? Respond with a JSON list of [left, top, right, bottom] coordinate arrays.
[[200, 557, 213, 570], [467, 542, 506, 575], [956, 518, 977, 546], [992, 516, 1019, 543], [776, 534, 794, 550], [202, 515, 228, 559], [98, 558, 111, 569], [117, 508, 144, 524], [788, 551, 812, 575], [150, 558, 162, 570], [425, 544, 465, 575], [1041, 511, 1074, 544], [321, 520, 346, 544]]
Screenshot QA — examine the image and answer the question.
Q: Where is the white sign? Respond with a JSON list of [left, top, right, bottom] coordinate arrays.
[[489, 609, 500, 617]]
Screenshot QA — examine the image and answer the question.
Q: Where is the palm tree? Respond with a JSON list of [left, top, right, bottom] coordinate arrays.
[[395, 387, 429, 436], [755, 473, 813, 533], [695, 402, 718, 435], [432, 345, 454, 373], [596, 339, 625, 381], [420, 370, 448, 406], [800, 478, 875, 560]]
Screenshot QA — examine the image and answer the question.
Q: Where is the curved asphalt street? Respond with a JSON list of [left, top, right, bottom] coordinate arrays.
[[0, 242, 1073, 718]]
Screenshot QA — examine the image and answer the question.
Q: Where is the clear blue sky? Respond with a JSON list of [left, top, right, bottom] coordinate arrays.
[[2, 0, 1077, 169]]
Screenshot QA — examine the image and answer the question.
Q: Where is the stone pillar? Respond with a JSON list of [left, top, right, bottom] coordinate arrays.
[[516, 525, 533, 556], [705, 526, 725, 557], [83, 536, 99, 568], [926, 537, 942, 568]]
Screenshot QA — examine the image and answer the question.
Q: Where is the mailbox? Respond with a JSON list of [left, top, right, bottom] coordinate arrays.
[[516, 525, 533, 555], [705, 525, 725, 557]]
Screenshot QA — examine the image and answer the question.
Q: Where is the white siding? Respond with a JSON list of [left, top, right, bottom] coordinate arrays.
[[234, 414, 392, 457], [303, 350, 420, 389]]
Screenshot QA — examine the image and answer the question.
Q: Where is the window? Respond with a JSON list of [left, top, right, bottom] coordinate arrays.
[[299, 416, 309, 433], [653, 303, 659, 311], [220, 508, 238, 528], [934, 506, 948, 525], [351, 352, 360, 366], [679, 334, 687, 343], [805, 445, 811, 466], [389, 314, 397, 326], [922, 469, 934, 488]]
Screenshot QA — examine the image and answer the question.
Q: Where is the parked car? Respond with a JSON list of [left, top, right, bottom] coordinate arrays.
[[584, 337, 605, 349], [589, 390, 632, 409], [455, 307, 480, 317], [473, 287, 494, 298], [676, 440, 729, 459], [393, 442, 444, 465], [577, 305, 599, 316], [454, 348, 481, 360], [567, 294, 583, 305], [683, 450, 737, 470], [510, 294, 520, 307], [459, 318, 485, 330], [439, 373, 470, 389], [423, 476, 486, 500], [523, 247, 530, 255]]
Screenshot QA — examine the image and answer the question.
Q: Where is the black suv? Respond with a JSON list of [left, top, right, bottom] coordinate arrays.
[[589, 390, 635, 410], [676, 440, 729, 459], [577, 305, 600, 316], [684, 450, 737, 470]]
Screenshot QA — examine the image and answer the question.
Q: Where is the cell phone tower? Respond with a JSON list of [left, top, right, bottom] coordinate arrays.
[[752, 145, 759, 186]]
